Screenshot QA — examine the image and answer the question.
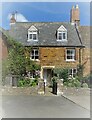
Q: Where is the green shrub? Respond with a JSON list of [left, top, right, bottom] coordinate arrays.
[[63, 82, 68, 86], [81, 74, 92, 88], [53, 68, 68, 82], [82, 83, 88, 88], [67, 83, 73, 87], [31, 81, 37, 86], [18, 79, 26, 87], [18, 78, 38, 87], [30, 78, 38, 87], [64, 77, 81, 88], [25, 78, 31, 85], [73, 79, 81, 87]]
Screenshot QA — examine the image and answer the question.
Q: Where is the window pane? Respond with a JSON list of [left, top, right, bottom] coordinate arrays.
[[29, 34, 32, 39], [73, 69, 77, 77], [69, 69, 72, 74], [68, 69, 72, 76], [63, 33, 66, 39], [35, 50, 38, 55], [67, 49, 75, 60], [35, 56, 39, 59], [32, 56, 34, 59], [32, 50, 34, 55], [73, 69, 77, 74], [58, 33, 62, 40], [67, 56, 71, 59], [59, 33, 62, 35], [71, 50, 75, 54], [33, 34, 37, 40], [31, 49, 39, 60], [67, 50, 71, 54]]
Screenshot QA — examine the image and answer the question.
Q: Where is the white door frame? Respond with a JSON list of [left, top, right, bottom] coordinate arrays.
[[40, 66, 55, 86]]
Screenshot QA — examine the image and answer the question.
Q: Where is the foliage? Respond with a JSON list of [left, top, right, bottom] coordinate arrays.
[[82, 83, 88, 88], [53, 68, 68, 82], [77, 64, 84, 78], [31, 79, 37, 86], [2, 35, 41, 79], [53, 67, 90, 88], [18, 79, 26, 87], [64, 77, 81, 88], [18, 78, 38, 87], [3, 36, 26, 76], [81, 73, 92, 88]]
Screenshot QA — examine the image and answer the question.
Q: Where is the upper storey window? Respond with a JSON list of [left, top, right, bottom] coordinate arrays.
[[66, 49, 75, 61], [28, 25, 38, 41], [57, 25, 67, 41]]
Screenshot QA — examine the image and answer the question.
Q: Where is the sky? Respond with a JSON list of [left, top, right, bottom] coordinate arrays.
[[0, 2, 90, 30]]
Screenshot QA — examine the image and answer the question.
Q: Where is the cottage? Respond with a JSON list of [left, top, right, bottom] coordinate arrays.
[[5, 4, 90, 85]]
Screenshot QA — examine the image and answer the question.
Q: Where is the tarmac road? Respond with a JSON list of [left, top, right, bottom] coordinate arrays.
[[2, 95, 90, 118]]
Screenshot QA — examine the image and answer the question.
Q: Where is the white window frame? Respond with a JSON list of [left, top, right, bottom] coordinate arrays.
[[66, 49, 75, 61], [57, 31, 67, 41], [57, 25, 67, 41], [68, 68, 77, 78], [30, 49, 39, 61], [28, 31, 38, 41]]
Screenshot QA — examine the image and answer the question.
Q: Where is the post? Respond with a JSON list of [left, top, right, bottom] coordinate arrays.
[[44, 82, 45, 94], [53, 82, 57, 95]]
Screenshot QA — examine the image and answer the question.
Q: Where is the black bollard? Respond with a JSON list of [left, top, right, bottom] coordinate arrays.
[[44, 82, 45, 94], [53, 82, 57, 95]]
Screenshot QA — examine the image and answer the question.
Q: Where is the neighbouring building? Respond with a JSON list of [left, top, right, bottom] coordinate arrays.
[[0, 28, 8, 60], [78, 26, 90, 77], [3, 4, 90, 85]]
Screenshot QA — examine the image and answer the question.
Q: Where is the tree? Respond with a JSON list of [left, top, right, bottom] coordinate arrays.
[[7, 38, 26, 75], [2, 36, 40, 78]]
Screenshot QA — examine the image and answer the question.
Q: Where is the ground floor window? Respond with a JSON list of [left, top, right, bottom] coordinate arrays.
[[30, 48, 39, 60], [68, 68, 77, 77]]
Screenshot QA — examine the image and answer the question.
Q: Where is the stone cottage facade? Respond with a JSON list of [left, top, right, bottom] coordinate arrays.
[[6, 5, 90, 84]]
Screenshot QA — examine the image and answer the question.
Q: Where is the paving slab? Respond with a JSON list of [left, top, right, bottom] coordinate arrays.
[[62, 88, 90, 110]]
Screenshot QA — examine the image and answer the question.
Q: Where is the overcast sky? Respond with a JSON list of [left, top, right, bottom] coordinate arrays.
[[0, 2, 90, 30]]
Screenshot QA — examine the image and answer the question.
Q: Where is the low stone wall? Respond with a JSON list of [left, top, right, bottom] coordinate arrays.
[[2, 86, 38, 95], [62, 87, 90, 96], [1, 86, 90, 96]]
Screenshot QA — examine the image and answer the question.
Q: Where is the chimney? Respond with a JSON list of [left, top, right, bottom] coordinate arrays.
[[70, 4, 80, 26], [10, 13, 16, 25]]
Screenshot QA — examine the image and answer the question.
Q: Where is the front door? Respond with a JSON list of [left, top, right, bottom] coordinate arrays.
[[43, 69, 52, 86]]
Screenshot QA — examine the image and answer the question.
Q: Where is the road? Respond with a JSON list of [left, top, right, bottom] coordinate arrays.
[[2, 95, 90, 118]]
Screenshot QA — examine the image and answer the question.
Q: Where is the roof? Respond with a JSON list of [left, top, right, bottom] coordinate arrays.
[[79, 26, 90, 48], [8, 22, 83, 47]]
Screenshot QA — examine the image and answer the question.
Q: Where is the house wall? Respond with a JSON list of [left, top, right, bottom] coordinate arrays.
[[82, 48, 90, 76], [39, 47, 80, 68]]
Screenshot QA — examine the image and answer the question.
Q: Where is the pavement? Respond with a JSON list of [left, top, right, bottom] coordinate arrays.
[[61, 87, 90, 111], [1, 86, 91, 118], [2, 95, 90, 118]]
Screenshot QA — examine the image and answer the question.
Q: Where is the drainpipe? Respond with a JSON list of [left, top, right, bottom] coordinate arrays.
[[75, 24, 85, 76], [79, 47, 83, 65]]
